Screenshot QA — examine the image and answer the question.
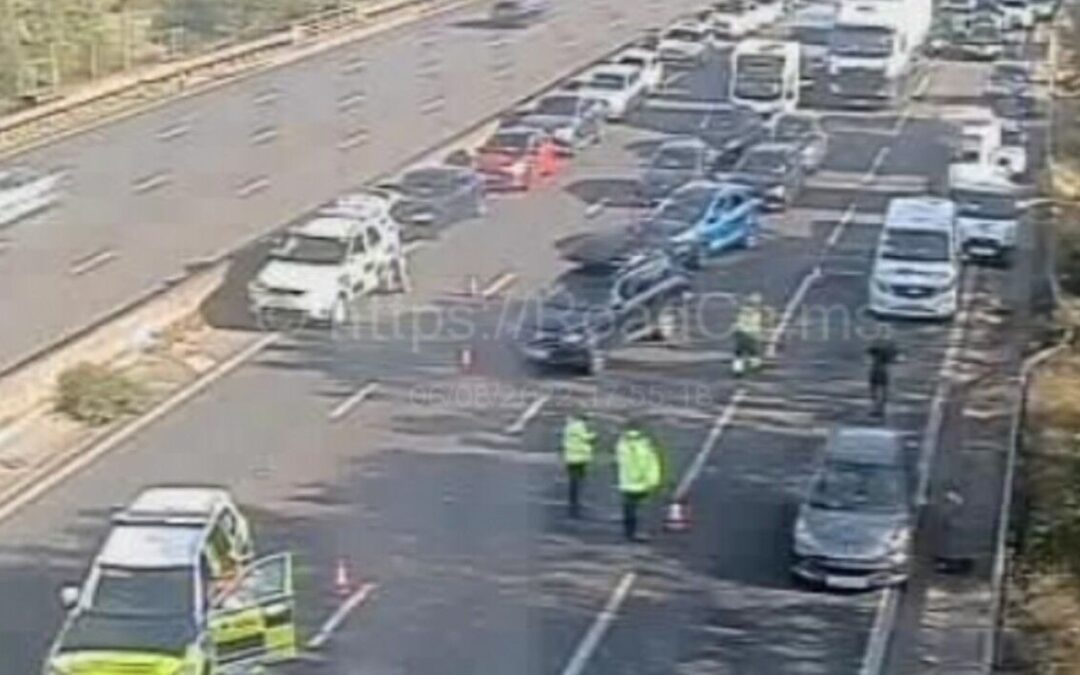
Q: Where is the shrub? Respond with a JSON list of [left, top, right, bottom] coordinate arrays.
[[56, 363, 147, 426]]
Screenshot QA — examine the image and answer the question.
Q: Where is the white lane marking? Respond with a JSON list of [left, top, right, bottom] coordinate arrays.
[[157, 122, 190, 141], [236, 175, 270, 198], [859, 587, 900, 675], [673, 390, 746, 500], [826, 202, 859, 249], [482, 271, 517, 299], [132, 170, 172, 194], [70, 248, 118, 276], [403, 240, 426, 255], [306, 582, 377, 650], [862, 147, 890, 184], [559, 572, 638, 675], [251, 125, 279, 145], [339, 128, 369, 151], [507, 394, 550, 434], [0, 333, 277, 523], [766, 266, 822, 358], [338, 91, 367, 111], [254, 87, 280, 106], [329, 381, 379, 422]]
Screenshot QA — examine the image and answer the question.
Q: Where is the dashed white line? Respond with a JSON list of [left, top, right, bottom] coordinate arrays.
[[863, 147, 890, 183], [766, 266, 822, 358], [157, 122, 190, 141], [132, 171, 172, 194], [673, 390, 746, 500], [826, 202, 859, 249], [306, 582, 377, 650], [506, 394, 550, 434], [859, 587, 900, 675], [329, 381, 379, 422], [482, 271, 518, 299], [236, 176, 270, 198], [559, 572, 637, 675], [251, 126, 279, 145], [70, 248, 118, 276], [338, 128, 369, 151]]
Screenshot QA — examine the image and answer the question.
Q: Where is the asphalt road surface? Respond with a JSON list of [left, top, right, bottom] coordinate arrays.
[[0, 0, 703, 371], [0, 20, 1041, 675]]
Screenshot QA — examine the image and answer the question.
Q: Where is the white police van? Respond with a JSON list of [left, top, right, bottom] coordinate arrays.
[[869, 197, 961, 320]]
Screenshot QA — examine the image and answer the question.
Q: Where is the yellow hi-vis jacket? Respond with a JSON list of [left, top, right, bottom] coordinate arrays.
[[736, 305, 765, 338], [562, 416, 596, 465], [616, 430, 662, 494]]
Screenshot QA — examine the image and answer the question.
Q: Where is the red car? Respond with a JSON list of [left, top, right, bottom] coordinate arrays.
[[475, 127, 562, 191]]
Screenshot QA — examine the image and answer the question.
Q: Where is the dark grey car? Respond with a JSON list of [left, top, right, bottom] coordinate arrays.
[[385, 166, 486, 232], [726, 142, 805, 210], [516, 93, 606, 152], [639, 137, 721, 203], [792, 427, 913, 590]]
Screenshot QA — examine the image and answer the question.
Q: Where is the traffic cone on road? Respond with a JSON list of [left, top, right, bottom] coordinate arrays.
[[664, 499, 691, 532], [333, 558, 352, 597]]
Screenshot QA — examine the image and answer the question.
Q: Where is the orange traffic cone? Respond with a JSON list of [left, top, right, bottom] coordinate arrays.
[[664, 499, 691, 532], [333, 558, 352, 596]]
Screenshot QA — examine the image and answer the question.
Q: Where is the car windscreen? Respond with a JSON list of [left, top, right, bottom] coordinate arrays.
[[536, 96, 578, 116], [736, 150, 788, 175], [541, 271, 616, 309], [809, 460, 908, 514], [702, 107, 744, 133], [588, 73, 628, 90], [880, 229, 951, 262], [617, 56, 646, 69], [953, 189, 1019, 219], [830, 26, 894, 57], [90, 566, 195, 619], [774, 116, 814, 140], [664, 28, 702, 42], [992, 65, 1028, 83], [401, 170, 456, 197], [652, 146, 700, 170], [656, 187, 715, 222], [272, 234, 348, 265], [485, 132, 532, 153]]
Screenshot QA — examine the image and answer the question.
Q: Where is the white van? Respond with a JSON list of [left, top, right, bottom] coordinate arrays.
[[0, 166, 63, 226], [949, 162, 1023, 266], [869, 197, 961, 320], [248, 191, 404, 325], [948, 107, 1028, 180]]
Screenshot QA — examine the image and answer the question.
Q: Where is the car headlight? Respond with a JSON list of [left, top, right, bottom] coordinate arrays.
[[508, 160, 529, 177], [562, 332, 587, 345], [766, 184, 786, 198], [887, 527, 911, 553], [553, 127, 575, 142], [794, 519, 820, 554], [248, 280, 269, 296], [873, 278, 892, 294]]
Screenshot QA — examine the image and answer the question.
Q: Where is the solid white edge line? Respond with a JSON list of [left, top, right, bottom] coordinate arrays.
[[507, 394, 550, 434], [559, 572, 637, 675], [70, 249, 119, 276], [329, 381, 379, 422], [766, 266, 822, 359], [306, 582, 377, 650], [859, 587, 901, 675], [673, 390, 745, 500], [0, 333, 278, 523]]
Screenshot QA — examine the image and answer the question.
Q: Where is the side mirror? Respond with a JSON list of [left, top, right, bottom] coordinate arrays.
[[60, 585, 80, 609]]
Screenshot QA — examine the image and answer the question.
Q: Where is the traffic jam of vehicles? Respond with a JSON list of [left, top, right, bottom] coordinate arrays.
[[9, 0, 1057, 670]]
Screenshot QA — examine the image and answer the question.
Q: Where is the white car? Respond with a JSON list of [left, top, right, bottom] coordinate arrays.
[[748, 0, 785, 29], [708, 7, 756, 39], [0, 165, 63, 226], [610, 47, 666, 92], [576, 64, 648, 120], [657, 22, 713, 65], [248, 191, 404, 326]]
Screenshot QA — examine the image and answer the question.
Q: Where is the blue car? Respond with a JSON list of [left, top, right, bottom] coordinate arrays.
[[637, 180, 760, 268]]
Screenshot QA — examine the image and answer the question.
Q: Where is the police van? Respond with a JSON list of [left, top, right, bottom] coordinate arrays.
[[248, 190, 405, 326], [44, 487, 296, 675], [869, 197, 961, 320]]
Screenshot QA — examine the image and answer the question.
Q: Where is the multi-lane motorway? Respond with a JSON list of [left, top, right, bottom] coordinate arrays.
[[0, 0, 705, 370], [0, 4, 1048, 675]]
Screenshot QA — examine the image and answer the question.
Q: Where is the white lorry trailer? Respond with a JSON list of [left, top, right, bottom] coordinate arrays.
[[827, 0, 932, 107]]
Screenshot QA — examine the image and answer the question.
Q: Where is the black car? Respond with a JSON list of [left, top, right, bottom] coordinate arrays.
[[726, 142, 805, 210], [384, 166, 486, 231], [771, 113, 828, 173], [639, 137, 722, 203], [517, 253, 691, 375], [696, 104, 769, 168]]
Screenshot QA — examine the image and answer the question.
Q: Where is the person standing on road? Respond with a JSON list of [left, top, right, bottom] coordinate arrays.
[[733, 293, 767, 376], [867, 335, 900, 418], [562, 411, 597, 519], [615, 419, 664, 542]]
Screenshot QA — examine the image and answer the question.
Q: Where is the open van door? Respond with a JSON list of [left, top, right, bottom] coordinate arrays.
[[208, 553, 297, 669]]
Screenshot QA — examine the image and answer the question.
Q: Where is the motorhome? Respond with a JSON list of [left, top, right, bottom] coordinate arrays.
[[827, 0, 932, 107], [730, 39, 802, 115]]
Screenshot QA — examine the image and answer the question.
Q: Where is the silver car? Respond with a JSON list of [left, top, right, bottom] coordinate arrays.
[[792, 427, 913, 590]]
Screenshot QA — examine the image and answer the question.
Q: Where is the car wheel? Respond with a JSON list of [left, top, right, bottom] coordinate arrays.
[[687, 245, 708, 270]]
